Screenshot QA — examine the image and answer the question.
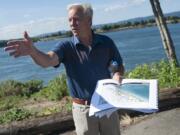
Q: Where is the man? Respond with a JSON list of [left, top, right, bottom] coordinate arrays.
[[5, 3, 124, 135]]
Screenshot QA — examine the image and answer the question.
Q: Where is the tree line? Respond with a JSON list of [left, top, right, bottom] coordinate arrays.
[[99, 16, 180, 32]]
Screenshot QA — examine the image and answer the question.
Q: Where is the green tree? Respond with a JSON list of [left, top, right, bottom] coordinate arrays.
[[101, 25, 111, 31], [0, 40, 7, 48]]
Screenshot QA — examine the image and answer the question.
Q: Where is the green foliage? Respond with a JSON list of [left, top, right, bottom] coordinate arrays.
[[127, 60, 180, 88], [0, 80, 43, 98], [65, 31, 73, 37], [37, 106, 61, 116], [101, 25, 112, 31], [0, 61, 179, 124], [0, 40, 7, 48], [0, 79, 43, 117], [24, 80, 43, 96], [0, 96, 23, 111], [34, 73, 69, 101], [0, 73, 69, 117], [127, 64, 154, 79], [156, 61, 180, 88], [166, 16, 180, 23], [0, 80, 25, 97], [31, 37, 40, 42], [133, 21, 140, 26], [0, 108, 32, 124], [148, 19, 156, 24], [65, 101, 72, 112]]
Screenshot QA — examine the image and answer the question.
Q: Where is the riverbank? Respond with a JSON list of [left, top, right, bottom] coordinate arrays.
[[0, 61, 179, 126], [0, 87, 179, 135]]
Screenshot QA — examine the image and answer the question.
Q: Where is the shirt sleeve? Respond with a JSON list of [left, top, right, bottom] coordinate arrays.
[[51, 41, 65, 68], [109, 38, 123, 67]]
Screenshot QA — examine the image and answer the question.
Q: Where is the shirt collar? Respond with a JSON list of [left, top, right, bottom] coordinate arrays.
[[73, 35, 80, 45], [72, 31, 103, 47]]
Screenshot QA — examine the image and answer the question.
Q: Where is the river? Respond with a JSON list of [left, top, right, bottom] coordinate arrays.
[[0, 23, 180, 84]]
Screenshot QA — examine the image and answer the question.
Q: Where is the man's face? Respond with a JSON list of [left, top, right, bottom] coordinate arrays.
[[68, 7, 91, 37]]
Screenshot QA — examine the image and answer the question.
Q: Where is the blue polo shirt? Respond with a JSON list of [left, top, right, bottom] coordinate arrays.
[[52, 33, 123, 102]]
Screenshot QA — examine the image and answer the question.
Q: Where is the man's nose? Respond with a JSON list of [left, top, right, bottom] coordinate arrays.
[[70, 19, 77, 27]]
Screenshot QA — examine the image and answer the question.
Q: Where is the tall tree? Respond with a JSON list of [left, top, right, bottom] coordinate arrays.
[[149, 0, 179, 67]]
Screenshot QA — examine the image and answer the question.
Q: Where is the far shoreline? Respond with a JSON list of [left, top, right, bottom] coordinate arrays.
[[0, 17, 180, 47]]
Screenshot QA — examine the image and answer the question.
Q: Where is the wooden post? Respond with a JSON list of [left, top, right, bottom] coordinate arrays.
[[149, 0, 179, 67]]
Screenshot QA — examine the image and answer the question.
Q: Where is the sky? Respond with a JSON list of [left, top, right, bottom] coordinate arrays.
[[1, 0, 180, 40]]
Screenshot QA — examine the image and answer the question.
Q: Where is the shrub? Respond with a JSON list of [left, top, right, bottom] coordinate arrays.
[[156, 61, 180, 88], [0, 108, 32, 124], [24, 80, 43, 96], [0, 80, 25, 97], [127, 60, 180, 88], [0, 80, 44, 98], [35, 73, 69, 101]]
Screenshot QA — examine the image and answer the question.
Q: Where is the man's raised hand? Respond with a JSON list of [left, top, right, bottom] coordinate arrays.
[[4, 31, 35, 58]]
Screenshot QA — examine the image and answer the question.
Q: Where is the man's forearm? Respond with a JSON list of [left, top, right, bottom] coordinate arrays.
[[30, 46, 58, 68]]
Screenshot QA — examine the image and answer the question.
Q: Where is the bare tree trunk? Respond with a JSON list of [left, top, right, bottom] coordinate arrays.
[[149, 0, 179, 67]]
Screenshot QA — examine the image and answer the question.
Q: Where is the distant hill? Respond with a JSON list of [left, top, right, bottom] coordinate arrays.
[[94, 10, 180, 29], [120, 10, 180, 23]]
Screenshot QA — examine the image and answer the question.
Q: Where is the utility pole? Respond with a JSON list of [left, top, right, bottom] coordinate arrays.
[[149, 0, 179, 67]]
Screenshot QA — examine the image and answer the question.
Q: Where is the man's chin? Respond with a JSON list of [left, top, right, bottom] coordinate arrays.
[[72, 32, 79, 37]]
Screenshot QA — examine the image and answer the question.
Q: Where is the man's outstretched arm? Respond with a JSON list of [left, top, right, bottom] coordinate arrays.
[[4, 31, 59, 68]]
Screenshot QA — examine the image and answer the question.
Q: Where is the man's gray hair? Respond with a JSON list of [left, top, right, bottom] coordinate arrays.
[[67, 3, 93, 18]]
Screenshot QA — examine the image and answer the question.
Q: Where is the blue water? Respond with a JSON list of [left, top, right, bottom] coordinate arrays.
[[120, 83, 149, 101], [0, 23, 180, 84]]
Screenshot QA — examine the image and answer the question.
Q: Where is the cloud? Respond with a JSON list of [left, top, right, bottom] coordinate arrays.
[[104, 3, 128, 12], [104, 0, 146, 12], [0, 17, 68, 40], [131, 0, 146, 5], [23, 14, 31, 18]]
